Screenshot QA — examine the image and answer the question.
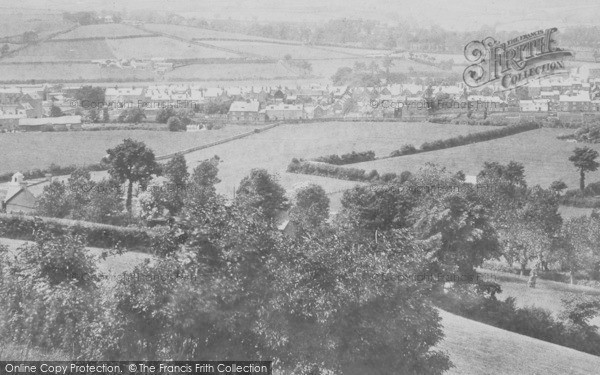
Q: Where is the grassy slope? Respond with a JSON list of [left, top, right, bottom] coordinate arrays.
[[353, 128, 600, 189], [438, 309, 600, 375]]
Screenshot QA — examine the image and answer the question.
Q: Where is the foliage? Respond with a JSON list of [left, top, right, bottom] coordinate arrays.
[[117, 108, 146, 123], [236, 169, 289, 220], [314, 150, 376, 165], [167, 116, 185, 132], [50, 105, 64, 117], [569, 147, 599, 191], [106, 138, 160, 211], [289, 184, 330, 232], [288, 159, 394, 182]]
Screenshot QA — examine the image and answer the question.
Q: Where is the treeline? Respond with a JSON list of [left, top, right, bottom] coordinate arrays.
[[287, 158, 408, 183], [0, 163, 106, 183], [314, 150, 376, 165], [389, 122, 539, 157]]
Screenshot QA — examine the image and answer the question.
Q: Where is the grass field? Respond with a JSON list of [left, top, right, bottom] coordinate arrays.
[[107, 37, 242, 60], [0, 126, 260, 175], [4, 40, 115, 62], [0, 63, 156, 82], [52, 24, 152, 40], [353, 128, 600, 189], [178, 122, 491, 202], [165, 61, 298, 80], [204, 41, 357, 60], [0, 10, 72, 39], [142, 23, 299, 43]]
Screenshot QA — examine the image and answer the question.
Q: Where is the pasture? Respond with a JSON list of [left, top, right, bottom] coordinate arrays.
[[4, 40, 114, 62], [52, 24, 153, 40], [142, 23, 292, 43], [353, 128, 599, 190], [0, 10, 71, 39], [204, 41, 357, 60], [165, 62, 297, 81], [0, 125, 259, 175], [178, 122, 491, 201], [0, 63, 155, 83], [107, 37, 242, 60]]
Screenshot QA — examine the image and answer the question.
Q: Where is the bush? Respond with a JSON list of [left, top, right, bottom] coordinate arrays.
[[288, 159, 393, 182], [167, 116, 185, 132], [314, 151, 376, 165]]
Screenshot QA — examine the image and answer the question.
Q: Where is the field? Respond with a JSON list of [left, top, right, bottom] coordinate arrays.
[[0, 63, 156, 83], [204, 41, 357, 60], [353, 128, 600, 189], [52, 24, 152, 40], [107, 37, 242, 60], [3, 40, 115, 62], [0, 125, 261, 175], [142, 23, 300, 43], [165, 62, 298, 81], [0, 10, 72, 39], [177, 122, 491, 205]]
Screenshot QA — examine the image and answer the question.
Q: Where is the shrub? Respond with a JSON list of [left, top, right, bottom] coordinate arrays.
[[313, 150, 376, 165], [167, 116, 185, 132], [288, 159, 392, 182]]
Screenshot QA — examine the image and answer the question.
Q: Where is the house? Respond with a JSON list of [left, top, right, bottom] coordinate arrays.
[[265, 103, 303, 120], [559, 92, 591, 112], [274, 210, 297, 238], [105, 87, 145, 105], [228, 101, 262, 122], [1, 173, 37, 214], [519, 99, 550, 112]]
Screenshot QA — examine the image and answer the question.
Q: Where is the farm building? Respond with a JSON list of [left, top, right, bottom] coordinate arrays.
[[265, 103, 303, 120], [228, 101, 262, 122], [19, 115, 82, 131], [0, 173, 37, 214]]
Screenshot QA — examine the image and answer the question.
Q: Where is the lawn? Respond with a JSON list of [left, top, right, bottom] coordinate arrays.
[[107, 37, 242, 60], [0, 126, 260, 175], [179, 122, 490, 202], [52, 24, 153, 40], [4, 40, 115, 62], [353, 128, 599, 189]]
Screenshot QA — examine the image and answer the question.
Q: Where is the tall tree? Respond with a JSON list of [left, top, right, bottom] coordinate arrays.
[[290, 184, 330, 232], [569, 147, 599, 191], [106, 139, 160, 211], [235, 169, 289, 221]]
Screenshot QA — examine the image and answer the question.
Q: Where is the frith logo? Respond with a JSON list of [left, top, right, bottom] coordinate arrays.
[[463, 27, 573, 90]]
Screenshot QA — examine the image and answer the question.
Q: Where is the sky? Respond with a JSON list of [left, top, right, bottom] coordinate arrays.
[[7, 0, 600, 32]]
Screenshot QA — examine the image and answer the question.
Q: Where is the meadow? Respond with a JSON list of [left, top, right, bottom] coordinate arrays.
[[52, 24, 153, 40], [178, 122, 491, 202], [204, 41, 357, 60], [0, 63, 156, 83], [0, 125, 260, 175], [107, 37, 241, 60], [142, 23, 299, 43], [165, 61, 297, 81], [353, 128, 599, 189], [0, 10, 71, 39], [3, 40, 115, 62]]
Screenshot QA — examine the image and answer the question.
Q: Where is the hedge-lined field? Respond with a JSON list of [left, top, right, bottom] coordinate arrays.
[[53, 24, 152, 40], [0, 126, 257, 176]]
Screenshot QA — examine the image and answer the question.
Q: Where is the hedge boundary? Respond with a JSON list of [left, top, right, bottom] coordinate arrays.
[[0, 213, 158, 251]]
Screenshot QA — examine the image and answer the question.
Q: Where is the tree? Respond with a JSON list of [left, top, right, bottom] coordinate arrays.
[[0, 44, 9, 55], [87, 108, 99, 123], [167, 116, 184, 132], [118, 108, 146, 123], [50, 105, 64, 117], [156, 107, 176, 123], [161, 154, 189, 215], [102, 107, 110, 123], [382, 55, 395, 80], [36, 181, 71, 218], [235, 169, 289, 221], [289, 184, 330, 232], [83, 178, 124, 224], [556, 216, 600, 284], [75, 86, 105, 107], [550, 180, 568, 194], [331, 67, 353, 85], [106, 139, 160, 211], [569, 147, 599, 191]]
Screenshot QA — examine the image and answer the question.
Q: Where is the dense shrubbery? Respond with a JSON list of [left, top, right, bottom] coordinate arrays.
[[287, 158, 393, 182], [390, 144, 418, 157], [0, 214, 157, 251], [561, 181, 600, 207], [314, 150, 376, 165], [436, 286, 600, 357], [573, 125, 600, 143]]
